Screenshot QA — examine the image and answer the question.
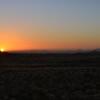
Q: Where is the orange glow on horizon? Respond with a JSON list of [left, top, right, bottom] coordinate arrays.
[[0, 39, 100, 51], [0, 31, 100, 51]]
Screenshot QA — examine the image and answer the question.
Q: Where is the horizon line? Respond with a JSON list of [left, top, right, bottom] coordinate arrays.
[[4, 48, 100, 53]]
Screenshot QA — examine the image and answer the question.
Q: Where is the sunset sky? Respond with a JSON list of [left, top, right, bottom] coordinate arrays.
[[0, 0, 100, 51]]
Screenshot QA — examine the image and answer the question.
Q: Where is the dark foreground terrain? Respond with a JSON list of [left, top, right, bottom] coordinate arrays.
[[0, 51, 100, 100]]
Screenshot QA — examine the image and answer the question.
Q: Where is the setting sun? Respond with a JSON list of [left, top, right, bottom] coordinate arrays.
[[0, 48, 5, 52]]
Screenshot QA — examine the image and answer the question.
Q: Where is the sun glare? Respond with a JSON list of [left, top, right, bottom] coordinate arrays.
[[0, 48, 5, 52]]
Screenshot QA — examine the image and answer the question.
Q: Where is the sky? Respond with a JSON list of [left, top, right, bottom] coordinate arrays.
[[0, 0, 100, 51]]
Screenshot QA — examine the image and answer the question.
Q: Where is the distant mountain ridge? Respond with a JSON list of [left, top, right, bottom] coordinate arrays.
[[7, 48, 100, 54], [94, 48, 100, 52]]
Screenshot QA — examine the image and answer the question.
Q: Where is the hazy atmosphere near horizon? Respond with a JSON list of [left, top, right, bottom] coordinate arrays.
[[0, 0, 100, 51]]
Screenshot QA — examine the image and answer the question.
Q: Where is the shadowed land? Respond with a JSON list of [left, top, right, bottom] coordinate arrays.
[[0, 50, 100, 68], [0, 51, 100, 100]]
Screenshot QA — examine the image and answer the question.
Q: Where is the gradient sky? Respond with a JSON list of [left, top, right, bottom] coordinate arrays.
[[0, 0, 100, 51]]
